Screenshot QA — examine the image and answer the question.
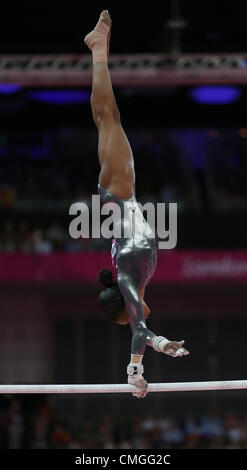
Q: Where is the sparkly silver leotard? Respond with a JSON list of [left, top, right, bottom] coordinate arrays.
[[98, 184, 158, 355]]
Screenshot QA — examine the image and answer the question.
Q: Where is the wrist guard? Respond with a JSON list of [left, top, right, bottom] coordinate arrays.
[[127, 363, 144, 377], [152, 336, 170, 353]]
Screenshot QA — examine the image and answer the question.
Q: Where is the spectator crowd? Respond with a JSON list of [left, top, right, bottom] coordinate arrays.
[[1, 127, 247, 253], [1, 397, 247, 449], [0, 219, 108, 252], [1, 127, 247, 214]]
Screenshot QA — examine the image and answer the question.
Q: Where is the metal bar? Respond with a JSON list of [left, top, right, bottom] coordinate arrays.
[[0, 380, 247, 394]]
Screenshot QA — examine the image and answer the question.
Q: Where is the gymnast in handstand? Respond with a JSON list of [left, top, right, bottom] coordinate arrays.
[[84, 10, 189, 398]]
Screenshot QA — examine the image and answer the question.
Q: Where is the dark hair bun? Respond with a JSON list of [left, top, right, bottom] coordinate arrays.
[[98, 269, 115, 288]]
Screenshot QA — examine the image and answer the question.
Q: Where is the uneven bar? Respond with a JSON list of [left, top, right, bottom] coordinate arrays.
[[0, 380, 247, 394]]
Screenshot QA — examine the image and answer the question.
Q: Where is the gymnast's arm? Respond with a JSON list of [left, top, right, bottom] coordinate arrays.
[[117, 274, 148, 356], [117, 275, 189, 399], [146, 328, 156, 346], [117, 275, 189, 357], [117, 274, 150, 397]]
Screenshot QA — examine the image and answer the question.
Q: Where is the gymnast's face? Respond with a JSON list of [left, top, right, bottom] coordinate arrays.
[[117, 296, 150, 325]]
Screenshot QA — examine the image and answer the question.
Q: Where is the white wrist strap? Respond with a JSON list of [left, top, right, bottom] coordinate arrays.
[[127, 363, 144, 376], [152, 336, 170, 352]]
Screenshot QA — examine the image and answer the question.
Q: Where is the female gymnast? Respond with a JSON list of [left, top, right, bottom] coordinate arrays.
[[84, 10, 189, 398]]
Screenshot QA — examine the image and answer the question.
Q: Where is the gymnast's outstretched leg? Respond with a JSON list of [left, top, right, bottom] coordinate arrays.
[[84, 10, 135, 200]]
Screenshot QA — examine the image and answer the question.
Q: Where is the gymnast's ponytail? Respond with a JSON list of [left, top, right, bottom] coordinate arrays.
[[98, 268, 125, 322]]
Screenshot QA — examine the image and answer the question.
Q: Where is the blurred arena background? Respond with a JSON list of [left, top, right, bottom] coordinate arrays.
[[1, 2, 247, 449]]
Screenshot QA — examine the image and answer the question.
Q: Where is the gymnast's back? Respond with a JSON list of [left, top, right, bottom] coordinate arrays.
[[98, 184, 157, 288]]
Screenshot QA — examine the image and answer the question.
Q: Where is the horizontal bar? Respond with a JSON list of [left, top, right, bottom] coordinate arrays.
[[0, 380, 247, 394]]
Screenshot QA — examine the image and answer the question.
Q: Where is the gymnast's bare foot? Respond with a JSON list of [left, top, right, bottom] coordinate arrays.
[[84, 10, 112, 58]]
